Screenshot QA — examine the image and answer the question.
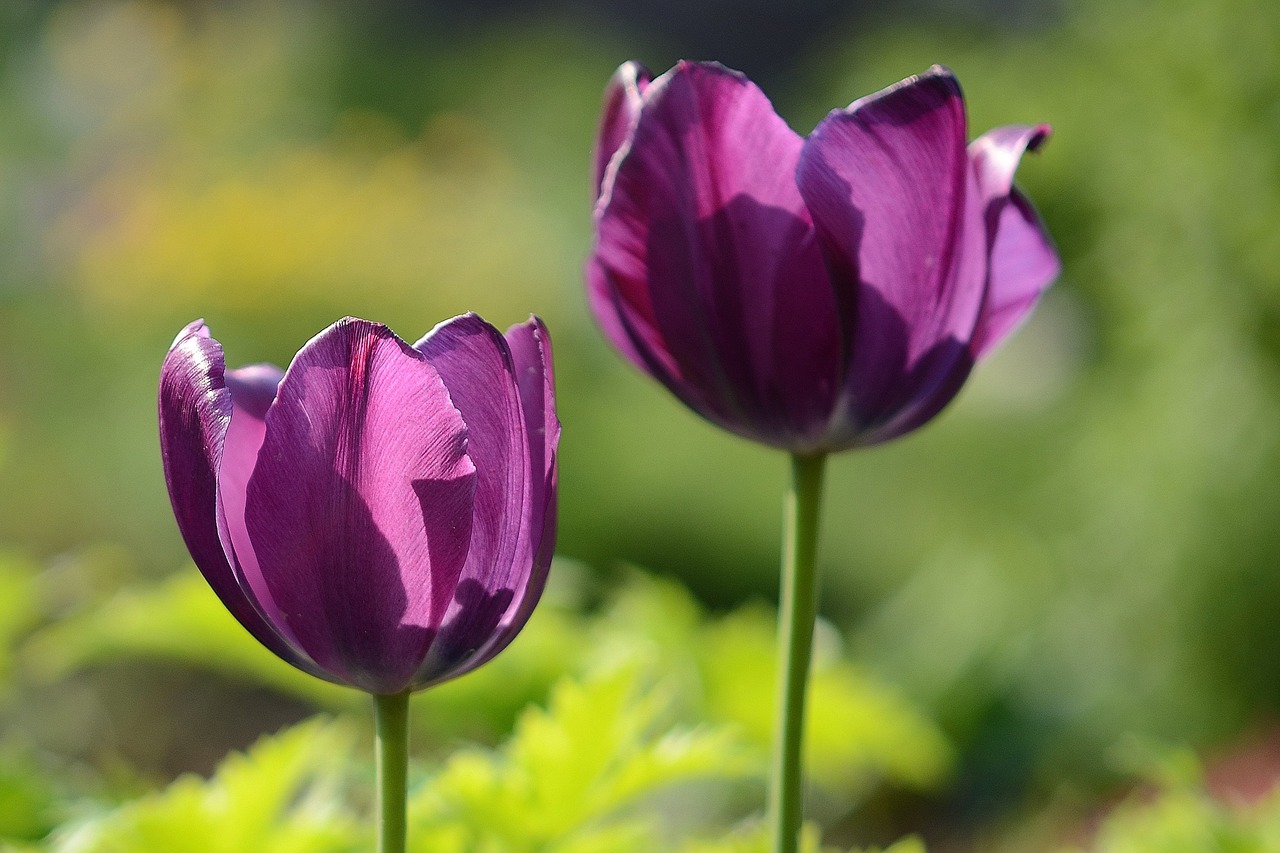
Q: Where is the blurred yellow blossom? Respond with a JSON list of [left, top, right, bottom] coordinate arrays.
[[41, 1, 569, 325]]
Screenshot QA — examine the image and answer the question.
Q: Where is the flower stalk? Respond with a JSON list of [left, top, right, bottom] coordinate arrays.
[[770, 452, 827, 853], [374, 691, 410, 853]]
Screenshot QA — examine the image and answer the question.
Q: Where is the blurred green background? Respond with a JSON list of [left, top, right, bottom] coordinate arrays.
[[2, 0, 1280, 848]]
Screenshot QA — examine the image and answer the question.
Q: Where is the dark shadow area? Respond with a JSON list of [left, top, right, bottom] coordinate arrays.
[[425, 578, 516, 680], [797, 144, 974, 444]]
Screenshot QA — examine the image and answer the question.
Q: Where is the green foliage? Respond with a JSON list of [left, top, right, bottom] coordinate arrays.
[[679, 826, 925, 853], [0, 552, 39, 691], [698, 606, 951, 792], [8, 565, 951, 849], [1083, 789, 1262, 853], [0, 553, 59, 842], [19, 567, 582, 743], [13, 664, 925, 853], [1058, 765, 1280, 853], [21, 567, 950, 805], [595, 576, 952, 793], [16, 667, 741, 853], [21, 558, 1280, 851], [42, 719, 360, 853], [0, 753, 59, 842], [20, 571, 351, 708], [409, 664, 753, 851]]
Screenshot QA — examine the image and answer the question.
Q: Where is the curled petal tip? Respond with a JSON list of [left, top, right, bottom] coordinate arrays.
[[671, 59, 750, 86], [440, 311, 487, 334], [316, 316, 383, 345], [675, 58, 720, 72], [595, 62, 655, 198], [170, 319, 211, 349], [332, 315, 380, 332], [913, 64, 963, 96], [841, 63, 965, 124], [614, 60, 652, 86], [1028, 123, 1052, 151], [416, 312, 508, 356], [515, 313, 546, 333]]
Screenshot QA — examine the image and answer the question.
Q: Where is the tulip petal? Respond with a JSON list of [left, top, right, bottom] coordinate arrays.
[[216, 365, 294, 635], [968, 125, 1060, 357], [242, 319, 476, 694], [503, 316, 559, 552], [159, 322, 329, 678], [411, 314, 529, 679], [592, 60, 841, 448], [594, 61, 652, 199], [798, 66, 986, 444], [584, 257, 681, 389], [491, 317, 559, 641], [422, 316, 560, 685]]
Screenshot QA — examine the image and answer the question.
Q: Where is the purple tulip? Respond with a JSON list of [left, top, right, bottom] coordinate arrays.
[[159, 314, 558, 696], [588, 62, 1059, 451]]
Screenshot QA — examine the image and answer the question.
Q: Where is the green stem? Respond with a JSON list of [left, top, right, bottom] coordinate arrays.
[[769, 452, 828, 853], [374, 691, 410, 853]]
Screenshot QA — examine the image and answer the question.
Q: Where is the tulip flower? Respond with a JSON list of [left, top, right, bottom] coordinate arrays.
[[588, 61, 1058, 451], [587, 61, 1057, 853], [159, 313, 558, 853]]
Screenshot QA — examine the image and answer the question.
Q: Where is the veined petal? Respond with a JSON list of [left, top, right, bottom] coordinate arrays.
[[968, 124, 1060, 357], [243, 319, 476, 695], [592, 60, 840, 447], [503, 316, 559, 543], [411, 314, 528, 681], [417, 316, 560, 686], [594, 61, 652, 200], [159, 322, 328, 678], [798, 66, 985, 445]]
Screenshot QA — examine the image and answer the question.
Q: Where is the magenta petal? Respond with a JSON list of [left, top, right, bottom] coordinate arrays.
[[159, 323, 327, 677], [423, 316, 560, 685], [594, 61, 652, 199], [586, 62, 658, 378], [503, 316, 559, 538], [584, 257, 693, 409], [798, 66, 986, 444], [592, 60, 841, 448], [217, 364, 294, 638], [968, 125, 1060, 357], [411, 314, 528, 678], [243, 319, 476, 694]]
